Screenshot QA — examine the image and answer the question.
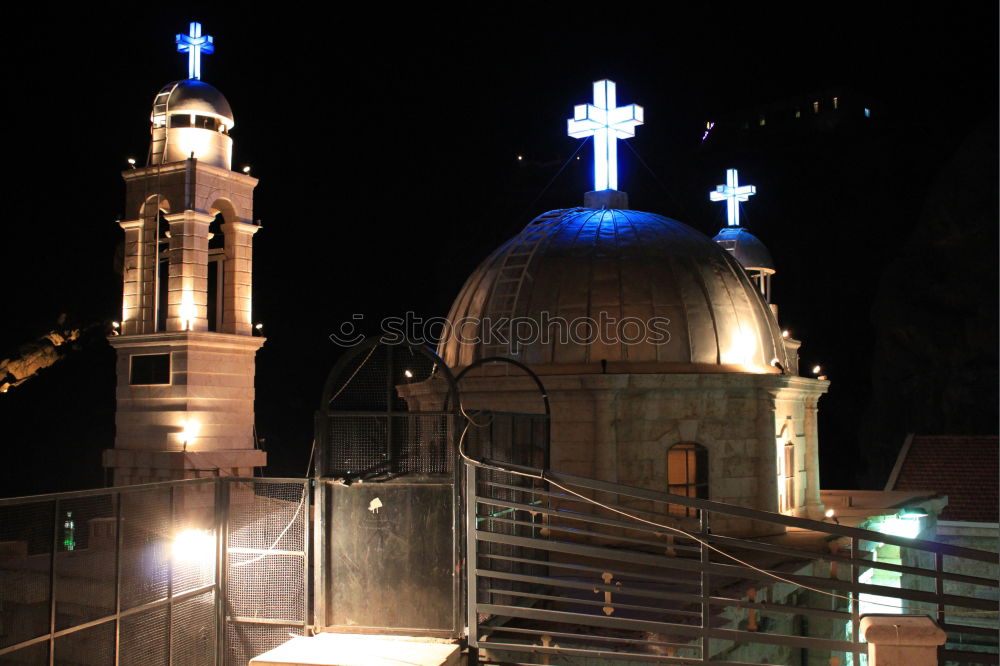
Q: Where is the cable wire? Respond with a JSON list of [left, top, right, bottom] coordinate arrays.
[[457, 423, 996, 618]]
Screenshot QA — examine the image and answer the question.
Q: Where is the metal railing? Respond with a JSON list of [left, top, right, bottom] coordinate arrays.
[[0, 477, 308, 666], [464, 458, 999, 665]]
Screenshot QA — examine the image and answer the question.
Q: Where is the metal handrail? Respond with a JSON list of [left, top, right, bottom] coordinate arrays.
[[465, 457, 999, 664], [474, 455, 998, 563]]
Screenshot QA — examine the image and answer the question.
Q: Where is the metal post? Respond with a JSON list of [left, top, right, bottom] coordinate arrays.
[[167, 485, 174, 665], [850, 536, 860, 665], [302, 480, 311, 636], [312, 480, 326, 632], [465, 461, 479, 655], [215, 479, 228, 665], [49, 499, 59, 666], [935, 551, 945, 628], [385, 348, 394, 469], [114, 492, 124, 666], [700, 509, 711, 662]]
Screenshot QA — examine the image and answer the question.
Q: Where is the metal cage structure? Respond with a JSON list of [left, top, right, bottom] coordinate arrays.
[[312, 341, 464, 637]]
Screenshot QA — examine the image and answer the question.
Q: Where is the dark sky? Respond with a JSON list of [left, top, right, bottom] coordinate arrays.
[[0, 7, 996, 494]]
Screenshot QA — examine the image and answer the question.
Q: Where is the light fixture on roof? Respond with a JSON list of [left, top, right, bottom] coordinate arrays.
[[403, 369, 414, 379], [127, 157, 136, 168], [812, 365, 822, 375], [242, 165, 251, 174], [782, 330, 790, 338]]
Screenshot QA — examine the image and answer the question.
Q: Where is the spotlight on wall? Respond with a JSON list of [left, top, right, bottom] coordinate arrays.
[[824, 508, 840, 525], [242, 165, 251, 174], [111, 321, 120, 336], [403, 369, 414, 379], [127, 157, 136, 168], [782, 330, 790, 338], [811, 365, 822, 375], [254, 323, 263, 335], [180, 420, 200, 451], [172, 529, 215, 564]]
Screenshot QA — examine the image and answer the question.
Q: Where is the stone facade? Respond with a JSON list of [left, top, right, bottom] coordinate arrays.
[[105, 332, 265, 485], [404, 370, 828, 537]]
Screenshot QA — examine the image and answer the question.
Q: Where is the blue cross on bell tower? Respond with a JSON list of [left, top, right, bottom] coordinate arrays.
[[568, 80, 644, 193], [176, 21, 214, 80], [710, 168, 756, 227]]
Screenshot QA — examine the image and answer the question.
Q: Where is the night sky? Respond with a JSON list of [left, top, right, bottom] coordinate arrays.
[[0, 7, 996, 496]]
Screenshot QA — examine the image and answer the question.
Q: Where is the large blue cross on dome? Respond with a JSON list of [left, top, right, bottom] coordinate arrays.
[[710, 168, 756, 227], [176, 22, 214, 80], [567, 80, 644, 192]]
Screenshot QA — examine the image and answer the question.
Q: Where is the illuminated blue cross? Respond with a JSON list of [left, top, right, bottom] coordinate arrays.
[[567, 80, 644, 192], [710, 168, 756, 227], [176, 22, 214, 80]]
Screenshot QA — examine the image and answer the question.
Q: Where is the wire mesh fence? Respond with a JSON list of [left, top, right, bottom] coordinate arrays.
[[222, 479, 308, 666], [0, 477, 308, 666]]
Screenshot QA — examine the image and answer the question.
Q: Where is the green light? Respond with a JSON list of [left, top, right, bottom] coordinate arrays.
[[63, 511, 76, 551]]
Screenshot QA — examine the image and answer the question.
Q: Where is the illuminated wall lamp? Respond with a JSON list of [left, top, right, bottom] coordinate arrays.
[[180, 420, 200, 451]]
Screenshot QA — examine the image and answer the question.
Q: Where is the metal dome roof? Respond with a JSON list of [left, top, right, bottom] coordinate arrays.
[[712, 227, 775, 273], [152, 79, 234, 125], [439, 208, 788, 373]]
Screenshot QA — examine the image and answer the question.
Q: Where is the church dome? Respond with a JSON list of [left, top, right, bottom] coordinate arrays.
[[712, 227, 775, 274], [439, 208, 788, 373], [151, 79, 234, 126]]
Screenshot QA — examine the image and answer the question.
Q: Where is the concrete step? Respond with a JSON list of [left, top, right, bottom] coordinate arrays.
[[248, 633, 463, 666]]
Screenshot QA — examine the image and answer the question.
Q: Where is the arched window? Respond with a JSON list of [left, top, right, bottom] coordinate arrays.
[[667, 443, 708, 516]]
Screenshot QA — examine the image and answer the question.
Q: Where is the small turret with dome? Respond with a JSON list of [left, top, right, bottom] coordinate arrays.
[[148, 22, 235, 169], [709, 168, 776, 305]]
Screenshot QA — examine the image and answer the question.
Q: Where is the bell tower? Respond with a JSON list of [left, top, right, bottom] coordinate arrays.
[[104, 22, 265, 485]]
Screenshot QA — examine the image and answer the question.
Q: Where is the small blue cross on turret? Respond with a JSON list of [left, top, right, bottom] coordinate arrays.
[[176, 22, 214, 80], [710, 168, 756, 227]]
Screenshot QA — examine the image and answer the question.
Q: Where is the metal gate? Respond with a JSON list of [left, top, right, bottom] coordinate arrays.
[[313, 341, 463, 637]]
